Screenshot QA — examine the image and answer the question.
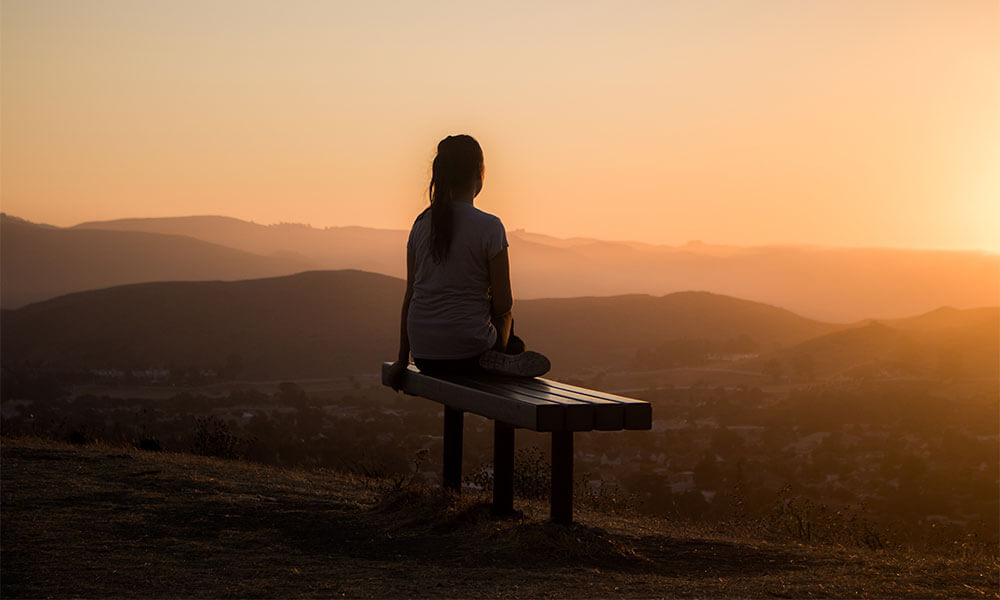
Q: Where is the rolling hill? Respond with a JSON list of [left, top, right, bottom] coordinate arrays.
[[758, 306, 1000, 380], [1, 270, 401, 378], [515, 292, 842, 372], [777, 322, 924, 379], [886, 307, 999, 378], [1, 215, 313, 308], [2, 270, 846, 379]]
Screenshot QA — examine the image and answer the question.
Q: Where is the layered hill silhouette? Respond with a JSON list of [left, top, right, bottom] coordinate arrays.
[[1, 215, 313, 308], [2, 270, 400, 378], [55, 214, 1000, 321], [773, 308, 1000, 380], [3, 269, 995, 380], [3, 270, 837, 378]]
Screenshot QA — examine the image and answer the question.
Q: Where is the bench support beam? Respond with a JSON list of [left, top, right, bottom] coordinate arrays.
[[443, 407, 463, 492], [493, 421, 515, 515], [551, 431, 574, 524]]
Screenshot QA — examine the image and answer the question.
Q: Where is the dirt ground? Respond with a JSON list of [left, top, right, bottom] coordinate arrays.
[[2, 437, 996, 598]]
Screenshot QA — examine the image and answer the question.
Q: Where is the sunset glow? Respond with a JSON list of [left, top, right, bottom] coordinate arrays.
[[2, 4, 1000, 590], [2, 0, 998, 251]]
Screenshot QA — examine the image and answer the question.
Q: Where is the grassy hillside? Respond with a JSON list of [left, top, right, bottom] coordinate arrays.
[[0, 215, 312, 308], [2, 436, 993, 599]]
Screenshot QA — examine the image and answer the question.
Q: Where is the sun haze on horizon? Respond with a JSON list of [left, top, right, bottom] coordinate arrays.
[[2, 0, 998, 253]]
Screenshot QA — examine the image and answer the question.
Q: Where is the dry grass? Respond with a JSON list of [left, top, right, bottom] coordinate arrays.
[[2, 436, 996, 598]]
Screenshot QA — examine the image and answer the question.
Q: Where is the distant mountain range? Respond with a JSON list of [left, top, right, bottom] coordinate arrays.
[[3, 213, 998, 321], [3, 270, 995, 380], [1, 215, 312, 308]]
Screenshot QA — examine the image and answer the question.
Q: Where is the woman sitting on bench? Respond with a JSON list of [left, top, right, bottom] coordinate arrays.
[[387, 134, 550, 388]]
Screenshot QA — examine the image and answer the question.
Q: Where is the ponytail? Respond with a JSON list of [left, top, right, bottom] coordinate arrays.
[[428, 134, 484, 263]]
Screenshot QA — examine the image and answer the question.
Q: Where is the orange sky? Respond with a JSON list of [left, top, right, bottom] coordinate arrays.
[[2, 0, 998, 252]]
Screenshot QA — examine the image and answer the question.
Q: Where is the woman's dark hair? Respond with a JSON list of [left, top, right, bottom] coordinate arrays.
[[428, 134, 484, 262]]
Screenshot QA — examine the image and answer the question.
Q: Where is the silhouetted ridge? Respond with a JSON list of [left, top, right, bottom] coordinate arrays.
[[4, 268, 994, 379], [1, 214, 312, 308], [64, 214, 1000, 321], [2, 272, 833, 378], [515, 291, 838, 371], [772, 312, 999, 379], [2, 270, 404, 378]]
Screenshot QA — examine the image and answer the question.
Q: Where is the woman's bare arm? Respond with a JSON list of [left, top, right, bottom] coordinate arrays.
[[388, 247, 415, 389], [488, 247, 513, 352]]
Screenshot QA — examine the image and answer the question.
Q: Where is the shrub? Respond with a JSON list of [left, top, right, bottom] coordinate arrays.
[[192, 416, 245, 459], [763, 485, 885, 550]]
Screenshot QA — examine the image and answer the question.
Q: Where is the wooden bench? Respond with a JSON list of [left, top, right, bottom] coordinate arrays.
[[381, 363, 652, 524]]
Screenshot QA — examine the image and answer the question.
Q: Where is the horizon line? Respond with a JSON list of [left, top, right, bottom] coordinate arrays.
[[3, 211, 998, 256]]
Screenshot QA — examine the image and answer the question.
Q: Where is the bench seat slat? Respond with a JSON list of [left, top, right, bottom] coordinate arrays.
[[534, 378, 652, 429], [382, 364, 563, 430], [468, 374, 618, 405], [449, 376, 597, 431], [535, 378, 648, 405], [507, 376, 650, 429], [381, 362, 652, 432], [451, 375, 589, 405], [497, 379, 625, 431]]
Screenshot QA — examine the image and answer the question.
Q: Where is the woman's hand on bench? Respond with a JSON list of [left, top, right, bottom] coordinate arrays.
[[386, 360, 408, 391]]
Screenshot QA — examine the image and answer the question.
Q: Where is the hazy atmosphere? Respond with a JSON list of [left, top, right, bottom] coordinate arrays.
[[3, 0, 998, 251], [2, 2, 998, 598]]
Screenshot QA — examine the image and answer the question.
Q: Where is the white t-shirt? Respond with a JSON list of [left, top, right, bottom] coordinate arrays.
[[406, 201, 509, 360]]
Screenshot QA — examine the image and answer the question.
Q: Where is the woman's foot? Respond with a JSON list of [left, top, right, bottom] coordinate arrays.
[[479, 350, 550, 377]]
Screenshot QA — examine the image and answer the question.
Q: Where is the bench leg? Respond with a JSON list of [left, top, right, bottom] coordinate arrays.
[[551, 431, 573, 524], [493, 421, 515, 515], [443, 407, 463, 492]]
